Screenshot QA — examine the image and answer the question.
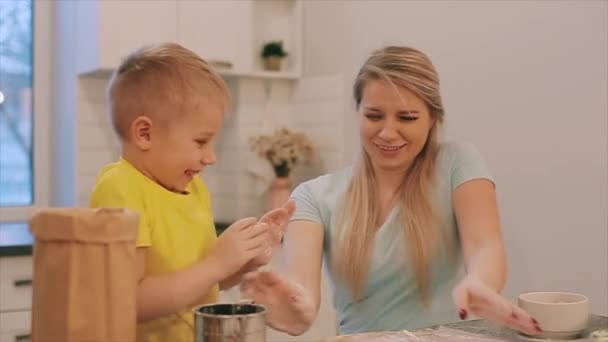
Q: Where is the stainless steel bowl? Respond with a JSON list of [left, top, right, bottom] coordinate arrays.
[[193, 303, 266, 342]]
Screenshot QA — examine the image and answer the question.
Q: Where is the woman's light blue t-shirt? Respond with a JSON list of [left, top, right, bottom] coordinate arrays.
[[290, 142, 493, 335]]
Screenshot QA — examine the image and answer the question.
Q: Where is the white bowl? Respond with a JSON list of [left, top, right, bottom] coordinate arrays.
[[518, 292, 589, 340]]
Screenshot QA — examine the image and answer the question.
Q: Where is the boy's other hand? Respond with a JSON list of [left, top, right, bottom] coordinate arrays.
[[251, 200, 297, 267], [259, 199, 296, 249], [208, 217, 269, 278]]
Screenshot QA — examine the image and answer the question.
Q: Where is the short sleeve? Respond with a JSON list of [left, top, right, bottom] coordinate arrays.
[[192, 176, 216, 228], [290, 181, 323, 224], [89, 179, 151, 247], [449, 142, 494, 190]]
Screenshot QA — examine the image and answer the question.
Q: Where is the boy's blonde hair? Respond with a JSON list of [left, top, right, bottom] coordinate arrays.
[[107, 42, 231, 140]]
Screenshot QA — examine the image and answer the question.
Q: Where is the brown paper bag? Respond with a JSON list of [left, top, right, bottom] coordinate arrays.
[[29, 208, 139, 342]]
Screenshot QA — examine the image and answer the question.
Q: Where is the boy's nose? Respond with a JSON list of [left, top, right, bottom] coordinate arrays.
[[201, 151, 216, 166]]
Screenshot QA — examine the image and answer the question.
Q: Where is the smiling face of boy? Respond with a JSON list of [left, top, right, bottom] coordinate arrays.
[[129, 97, 224, 193]]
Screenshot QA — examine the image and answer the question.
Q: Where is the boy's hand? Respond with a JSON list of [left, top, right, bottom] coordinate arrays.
[[250, 200, 297, 267], [260, 199, 296, 247], [207, 217, 269, 278]]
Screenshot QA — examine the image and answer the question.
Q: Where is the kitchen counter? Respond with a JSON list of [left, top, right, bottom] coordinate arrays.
[[0, 221, 232, 257], [326, 315, 608, 341], [0, 222, 33, 257]]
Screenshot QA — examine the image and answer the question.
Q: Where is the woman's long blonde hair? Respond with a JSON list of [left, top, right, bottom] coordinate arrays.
[[333, 46, 447, 303]]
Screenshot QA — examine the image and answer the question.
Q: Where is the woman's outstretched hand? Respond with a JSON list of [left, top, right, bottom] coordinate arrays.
[[452, 275, 542, 336], [240, 270, 316, 336]]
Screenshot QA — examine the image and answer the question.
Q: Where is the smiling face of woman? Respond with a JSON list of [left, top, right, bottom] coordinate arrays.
[[358, 79, 434, 174]]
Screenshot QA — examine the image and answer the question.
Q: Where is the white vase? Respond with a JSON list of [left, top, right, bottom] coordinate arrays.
[[268, 177, 291, 210]]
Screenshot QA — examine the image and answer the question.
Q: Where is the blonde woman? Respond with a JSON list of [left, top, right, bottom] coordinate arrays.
[[241, 46, 542, 336]]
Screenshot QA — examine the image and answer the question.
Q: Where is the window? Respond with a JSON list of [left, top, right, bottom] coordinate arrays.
[[0, 0, 50, 223], [0, 0, 33, 206]]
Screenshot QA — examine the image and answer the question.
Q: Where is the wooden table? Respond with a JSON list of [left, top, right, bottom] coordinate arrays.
[[326, 314, 608, 341]]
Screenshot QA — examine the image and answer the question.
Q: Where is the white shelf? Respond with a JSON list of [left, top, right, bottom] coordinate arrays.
[[79, 68, 300, 82], [176, 0, 303, 78], [251, 0, 302, 76], [72, 0, 303, 82], [218, 69, 300, 80]]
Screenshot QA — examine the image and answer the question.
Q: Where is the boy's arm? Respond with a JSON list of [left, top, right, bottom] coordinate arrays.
[[218, 260, 260, 290], [218, 251, 272, 290], [136, 218, 269, 322], [135, 248, 225, 322]]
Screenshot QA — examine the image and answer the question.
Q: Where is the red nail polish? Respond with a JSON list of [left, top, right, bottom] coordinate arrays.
[[532, 318, 539, 324], [459, 309, 467, 320], [535, 325, 542, 332]]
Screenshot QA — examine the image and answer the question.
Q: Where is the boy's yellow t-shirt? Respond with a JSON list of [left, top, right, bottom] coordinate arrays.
[[89, 158, 219, 342]]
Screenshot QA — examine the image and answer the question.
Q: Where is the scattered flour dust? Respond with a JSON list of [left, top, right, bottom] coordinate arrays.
[[325, 326, 509, 342]]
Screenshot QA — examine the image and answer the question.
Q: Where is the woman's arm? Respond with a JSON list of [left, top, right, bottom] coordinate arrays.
[[451, 178, 541, 335], [240, 219, 324, 336], [453, 178, 507, 291], [283, 219, 325, 314]]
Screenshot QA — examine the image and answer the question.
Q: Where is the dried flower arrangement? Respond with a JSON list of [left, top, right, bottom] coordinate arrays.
[[249, 127, 314, 178]]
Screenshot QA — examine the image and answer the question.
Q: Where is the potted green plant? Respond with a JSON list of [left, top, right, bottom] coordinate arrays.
[[261, 41, 288, 71]]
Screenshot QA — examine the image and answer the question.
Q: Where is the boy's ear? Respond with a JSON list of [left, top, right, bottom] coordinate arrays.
[[131, 115, 153, 151]]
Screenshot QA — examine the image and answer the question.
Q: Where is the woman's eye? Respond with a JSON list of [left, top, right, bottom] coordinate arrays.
[[400, 116, 418, 121], [195, 140, 207, 146], [365, 114, 382, 121]]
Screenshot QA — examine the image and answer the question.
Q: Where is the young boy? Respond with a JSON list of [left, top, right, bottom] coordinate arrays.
[[89, 42, 293, 341]]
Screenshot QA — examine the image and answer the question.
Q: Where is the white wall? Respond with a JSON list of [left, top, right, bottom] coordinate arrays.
[[204, 75, 345, 222], [303, 0, 608, 315], [51, 0, 77, 206]]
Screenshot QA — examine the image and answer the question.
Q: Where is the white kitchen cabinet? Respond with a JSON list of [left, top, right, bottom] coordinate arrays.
[[0, 257, 32, 312], [178, 1, 254, 73], [0, 257, 32, 341], [0, 332, 30, 342], [0, 311, 31, 342], [179, 0, 302, 77], [250, 0, 303, 76], [70, 0, 302, 79], [73, 0, 179, 75]]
